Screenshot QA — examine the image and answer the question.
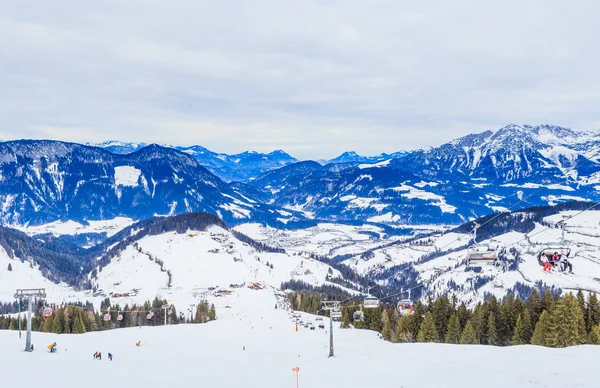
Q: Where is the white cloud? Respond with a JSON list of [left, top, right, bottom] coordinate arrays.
[[1, 0, 599, 159]]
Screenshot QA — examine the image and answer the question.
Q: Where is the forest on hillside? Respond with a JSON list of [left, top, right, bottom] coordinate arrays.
[[288, 289, 600, 348]]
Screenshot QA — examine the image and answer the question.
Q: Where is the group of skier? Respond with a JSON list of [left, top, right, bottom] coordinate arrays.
[[93, 351, 113, 361], [541, 252, 573, 273]]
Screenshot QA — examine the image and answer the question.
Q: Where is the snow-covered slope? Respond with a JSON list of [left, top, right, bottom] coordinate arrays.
[[1, 289, 598, 388], [91, 225, 347, 309], [340, 209, 600, 306], [0, 222, 350, 312]]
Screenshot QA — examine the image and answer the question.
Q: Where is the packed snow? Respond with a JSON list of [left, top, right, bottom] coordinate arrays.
[[1, 289, 599, 388], [114, 166, 141, 187]]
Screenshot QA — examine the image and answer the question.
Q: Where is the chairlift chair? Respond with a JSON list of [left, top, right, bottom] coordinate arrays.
[[363, 296, 380, 309], [353, 310, 364, 322], [330, 308, 342, 321], [466, 223, 499, 269], [537, 246, 571, 262], [466, 244, 498, 269], [42, 307, 53, 318], [397, 299, 415, 316]]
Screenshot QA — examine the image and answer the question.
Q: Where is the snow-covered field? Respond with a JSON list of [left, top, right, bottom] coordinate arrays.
[[13, 217, 135, 238], [233, 222, 442, 258], [1, 288, 598, 388]]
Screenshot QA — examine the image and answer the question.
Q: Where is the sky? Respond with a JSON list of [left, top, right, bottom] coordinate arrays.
[[1, 0, 599, 160]]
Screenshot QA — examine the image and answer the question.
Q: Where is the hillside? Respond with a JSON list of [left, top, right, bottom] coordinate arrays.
[[0, 213, 352, 310]]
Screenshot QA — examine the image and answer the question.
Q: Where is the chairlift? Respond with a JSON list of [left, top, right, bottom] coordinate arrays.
[[147, 313, 154, 320], [466, 223, 498, 269], [363, 296, 380, 309], [397, 299, 414, 316], [330, 308, 342, 321], [42, 307, 53, 318], [117, 314, 124, 321], [103, 313, 111, 322], [353, 310, 364, 322]]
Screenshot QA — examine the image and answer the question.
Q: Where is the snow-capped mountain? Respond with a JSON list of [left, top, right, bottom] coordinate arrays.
[[326, 150, 409, 165], [0, 140, 294, 226], [250, 124, 600, 224], [391, 124, 600, 183], [89, 141, 298, 182]]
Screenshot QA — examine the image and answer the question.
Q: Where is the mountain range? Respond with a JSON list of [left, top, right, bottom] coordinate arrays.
[[90, 141, 409, 182], [1, 124, 597, 227]]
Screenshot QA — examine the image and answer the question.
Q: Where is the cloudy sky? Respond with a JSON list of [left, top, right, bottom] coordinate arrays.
[[1, 1, 599, 159]]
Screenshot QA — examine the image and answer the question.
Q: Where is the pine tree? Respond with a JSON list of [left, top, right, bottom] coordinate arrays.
[[208, 304, 217, 321], [382, 311, 392, 341], [587, 293, 600, 331], [547, 294, 587, 348], [72, 310, 86, 334], [511, 314, 527, 345], [540, 289, 555, 313], [527, 289, 541, 327], [41, 316, 52, 333], [445, 313, 461, 344], [589, 325, 600, 345], [500, 293, 517, 344], [487, 312, 499, 346], [417, 312, 439, 343], [460, 320, 478, 344], [341, 309, 350, 329], [577, 290, 586, 320], [531, 310, 551, 347], [457, 303, 469, 329], [521, 307, 533, 342], [51, 312, 63, 334], [395, 316, 414, 343]]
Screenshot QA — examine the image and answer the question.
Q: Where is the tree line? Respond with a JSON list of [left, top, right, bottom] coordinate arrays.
[[288, 289, 600, 348], [0, 297, 216, 334]]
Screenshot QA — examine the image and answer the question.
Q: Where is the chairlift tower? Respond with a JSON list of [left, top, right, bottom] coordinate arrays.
[[14, 288, 46, 352], [321, 300, 340, 358]]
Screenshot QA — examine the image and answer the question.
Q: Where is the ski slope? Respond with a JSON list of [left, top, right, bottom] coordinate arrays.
[[1, 288, 598, 388]]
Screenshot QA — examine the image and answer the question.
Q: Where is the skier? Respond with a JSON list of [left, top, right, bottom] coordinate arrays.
[[98, 352, 102, 360], [31, 344, 34, 352], [93, 351, 98, 359], [559, 256, 573, 273], [552, 252, 561, 270], [108, 352, 113, 361], [542, 254, 551, 272]]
